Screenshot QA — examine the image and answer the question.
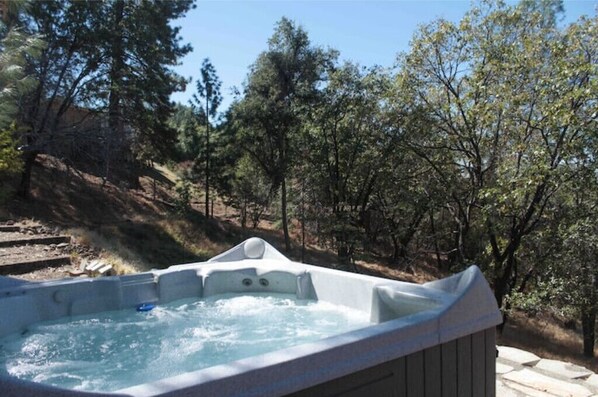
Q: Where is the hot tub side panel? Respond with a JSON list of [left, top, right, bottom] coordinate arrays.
[[285, 328, 496, 397]]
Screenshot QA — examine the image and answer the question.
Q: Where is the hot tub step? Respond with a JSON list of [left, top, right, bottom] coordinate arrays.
[[0, 255, 71, 275]]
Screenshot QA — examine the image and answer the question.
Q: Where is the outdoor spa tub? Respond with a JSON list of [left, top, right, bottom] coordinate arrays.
[[0, 238, 502, 397]]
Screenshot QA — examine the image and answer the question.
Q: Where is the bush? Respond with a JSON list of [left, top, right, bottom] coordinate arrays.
[[174, 178, 193, 215], [0, 124, 22, 203]]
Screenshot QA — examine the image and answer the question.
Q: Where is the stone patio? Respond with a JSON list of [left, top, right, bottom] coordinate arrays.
[[497, 346, 598, 397]]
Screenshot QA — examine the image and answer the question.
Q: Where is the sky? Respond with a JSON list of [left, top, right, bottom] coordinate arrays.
[[170, 0, 597, 113]]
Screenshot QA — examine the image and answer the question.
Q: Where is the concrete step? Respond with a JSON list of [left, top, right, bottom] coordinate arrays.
[[535, 359, 594, 380], [0, 235, 70, 248], [502, 368, 594, 397], [497, 346, 598, 397], [498, 346, 542, 366], [0, 256, 71, 275]]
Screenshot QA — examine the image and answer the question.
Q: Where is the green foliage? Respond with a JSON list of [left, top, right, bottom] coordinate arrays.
[[234, 17, 338, 250], [0, 123, 22, 174], [169, 104, 202, 161], [396, 0, 597, 309], [190, 58, 222, 217], [101, 0, 194, 160], [0, 123, 23, 202], [15, 0, 194, 196], [191, 58, 222, 121], [0, 7, 44, 200], [303, 62, 390, 260], [228, 155, 272, 228], [174, 178, 193, 215], [0, 26, 43, 130]]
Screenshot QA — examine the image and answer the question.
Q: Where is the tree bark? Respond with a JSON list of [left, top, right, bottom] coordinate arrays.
[[205, 102, 210, 219], [107, 0, 124, 184], [581, 269, 598, 357], [581, 307, 596, 357], [390, 234, 401, 263], [281, 177, 291, 251], [17, 152, 39, 199]]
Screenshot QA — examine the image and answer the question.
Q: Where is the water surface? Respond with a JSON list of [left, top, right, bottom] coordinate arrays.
[[0, 293, 371, 392]]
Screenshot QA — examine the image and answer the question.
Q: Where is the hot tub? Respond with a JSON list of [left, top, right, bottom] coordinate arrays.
[[0, 238, 502, 397]]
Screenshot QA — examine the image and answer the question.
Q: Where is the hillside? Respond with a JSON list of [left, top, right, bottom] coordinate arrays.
[[2, 155, 596, 373], [2, 155, 444, 282]]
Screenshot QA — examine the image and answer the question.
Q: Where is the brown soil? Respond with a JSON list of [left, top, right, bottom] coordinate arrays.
[[499, 311, 598, 373], [10, 264, 76, 282]]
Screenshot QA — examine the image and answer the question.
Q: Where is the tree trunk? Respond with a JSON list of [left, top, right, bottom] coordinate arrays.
[[493, 248, 519, 333], [300, 176, 305, 263], [240, 201, 247, 229], [337, 244, 350, 265], [581, 307, 596, 357], [391, 235, 401, 263], [205, 102, 210, 219], [281, 177, 291, 251], [17, 152, 39, 199], [108, 0, 124, 182], [429, 209, 444, 270]]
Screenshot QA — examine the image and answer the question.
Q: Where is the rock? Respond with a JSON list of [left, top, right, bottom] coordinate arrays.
[[586, 374, 598, 388], [498, 346, 541, 366], [6, 220, 14, 225], [503, 368, 593, 397], [68, 268, 86, 277], [496, 362, 515, 374], [503, 379, 559, 397], [535, 359, 593, 380], [496, 379, 523, 397]]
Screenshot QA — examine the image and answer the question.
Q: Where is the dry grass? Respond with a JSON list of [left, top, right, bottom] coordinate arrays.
[[69, 227, 144, 274], [499, 311, 598, 372]]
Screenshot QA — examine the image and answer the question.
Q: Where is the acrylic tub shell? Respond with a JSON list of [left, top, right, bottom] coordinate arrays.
[[0, 238, 502, 397]]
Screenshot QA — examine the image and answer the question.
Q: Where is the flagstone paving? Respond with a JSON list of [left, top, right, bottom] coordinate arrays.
[[497, 346, 598, 397]]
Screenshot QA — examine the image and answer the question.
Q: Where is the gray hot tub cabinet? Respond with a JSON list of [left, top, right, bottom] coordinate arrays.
[[0, 238, 502, 397]]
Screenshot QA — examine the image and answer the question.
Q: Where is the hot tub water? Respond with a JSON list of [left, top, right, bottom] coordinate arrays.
[[0, 293, 371, 392]]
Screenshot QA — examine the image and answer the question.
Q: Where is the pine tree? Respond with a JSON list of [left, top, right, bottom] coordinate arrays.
[[190, 58, 222, 218], [0, 4, 43, 196], [17, 0, 194, 197]]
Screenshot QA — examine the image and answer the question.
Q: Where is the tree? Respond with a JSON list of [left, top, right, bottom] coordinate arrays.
[[17, 0, 193, 197], [190, 58, 222, 218], [235, 17, 336, 251], [101, 0, 194, 174], [229, 154, 273, 228], [0, 3, 43, 198], [169, 103, 202, 162], [526, 153, 598, 358], [560, 220, 598, 357], [304, 63, 389, 263], [397, 1, 597, 316], [17, 0, 104, 197]]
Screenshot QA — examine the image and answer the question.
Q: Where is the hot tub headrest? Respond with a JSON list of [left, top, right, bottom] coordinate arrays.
[[208, 238, 290, 262]]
